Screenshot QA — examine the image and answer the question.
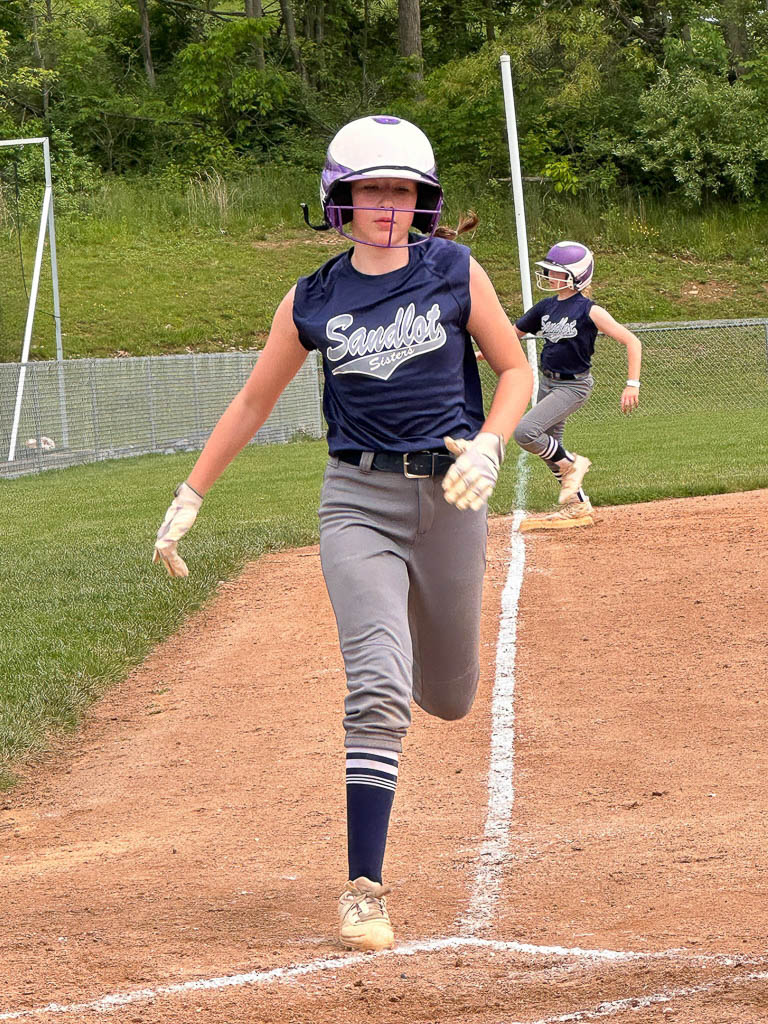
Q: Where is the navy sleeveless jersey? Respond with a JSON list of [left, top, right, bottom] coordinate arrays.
[[293, 236, 485, 453], [515, 293, 596, 374]]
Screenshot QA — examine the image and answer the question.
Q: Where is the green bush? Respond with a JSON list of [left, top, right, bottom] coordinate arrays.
[[409, 18, 650, 194], [173, 21, 303, 161], [621, 69, 768, 202]]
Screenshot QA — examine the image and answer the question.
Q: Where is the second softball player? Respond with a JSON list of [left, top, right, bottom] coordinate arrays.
[[512, 241, 642, 522]]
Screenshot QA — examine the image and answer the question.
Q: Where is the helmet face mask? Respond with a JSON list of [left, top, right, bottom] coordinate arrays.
[[319, 117, 443, 248], [535, 241, 594, 292], [534, 266, 575, 292]]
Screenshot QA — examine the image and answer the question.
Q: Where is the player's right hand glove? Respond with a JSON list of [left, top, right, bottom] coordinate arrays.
[[442, 432, 505, 511], [153, 482, 204, 578]]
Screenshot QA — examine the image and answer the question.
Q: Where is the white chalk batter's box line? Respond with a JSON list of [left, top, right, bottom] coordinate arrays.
[[1, 935, 767, 1021]]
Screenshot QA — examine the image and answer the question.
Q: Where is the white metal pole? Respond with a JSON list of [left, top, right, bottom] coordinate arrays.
[[499, 53, 538, 400], [42, 139, 63, 361], [0, 137, 48, 148], [499, 54, 533, 312], [43, 137, 69, 446], [7, 185, 52, 461]]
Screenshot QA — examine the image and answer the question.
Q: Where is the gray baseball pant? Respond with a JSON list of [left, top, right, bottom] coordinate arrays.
[[318, 456, 488, 753], [513, 375, 594, 456]]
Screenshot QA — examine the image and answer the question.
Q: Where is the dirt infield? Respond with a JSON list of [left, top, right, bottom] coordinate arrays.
[[2, 490, 767, 1023]]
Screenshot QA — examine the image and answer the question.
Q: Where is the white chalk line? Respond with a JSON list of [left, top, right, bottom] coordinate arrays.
[[2, 936, 765, 1021], [505, 971, 768, 1024], [459, 448, 529, 934]]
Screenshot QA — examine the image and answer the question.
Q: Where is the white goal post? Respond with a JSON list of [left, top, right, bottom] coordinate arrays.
[[4, 136, 65, 461]]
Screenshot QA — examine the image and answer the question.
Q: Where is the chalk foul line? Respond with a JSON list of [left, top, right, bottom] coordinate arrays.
[[1, 936, 766, 1020], [506, 970, 768, 1024], [459, 507, 526, 934], [460, 447, 530, 934]]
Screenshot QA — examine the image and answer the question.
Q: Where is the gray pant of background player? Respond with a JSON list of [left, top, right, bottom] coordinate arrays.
[[319, 456, 488, 754], [513, 374, 594, 457]]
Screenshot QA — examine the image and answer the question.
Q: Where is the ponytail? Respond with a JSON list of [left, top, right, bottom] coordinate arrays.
[[434, 211, 478, 241]]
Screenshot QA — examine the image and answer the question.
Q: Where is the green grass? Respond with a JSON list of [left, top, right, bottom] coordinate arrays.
[[3, 408, 767, 785], [0, 440, 326, 785], [0, 229, 337, 362], [497, 410, 768, 512], [2, 172, 768, 363]]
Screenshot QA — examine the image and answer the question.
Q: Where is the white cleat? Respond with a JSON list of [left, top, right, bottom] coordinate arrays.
[[556, 455, 591, 504], [338, 876, 395, 951]]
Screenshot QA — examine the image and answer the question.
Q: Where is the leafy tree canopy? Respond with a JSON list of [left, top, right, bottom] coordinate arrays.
[[1, 0, 768, 202]]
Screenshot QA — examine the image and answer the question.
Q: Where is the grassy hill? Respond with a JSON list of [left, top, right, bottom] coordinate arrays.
[[1, 172, 766, 363]]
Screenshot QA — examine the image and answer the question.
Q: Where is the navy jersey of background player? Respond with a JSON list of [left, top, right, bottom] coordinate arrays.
[[293, 235, 485, 453], [516, 293, 597, 376]]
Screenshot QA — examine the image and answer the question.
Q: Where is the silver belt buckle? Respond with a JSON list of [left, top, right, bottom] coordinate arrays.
[[403, 452, 431, 478]]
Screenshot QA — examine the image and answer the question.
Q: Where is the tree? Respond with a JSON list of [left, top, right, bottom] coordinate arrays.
[[27, 0, 51, 117], [277, 0, 305, 82], [136, 0, 157, 86], [245, 0, 265, 71], [398, 0, 422, 77]]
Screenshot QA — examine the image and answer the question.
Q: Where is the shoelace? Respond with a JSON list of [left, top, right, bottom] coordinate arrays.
[[356, 895, 387, 920], [346, 887, 391, 919]]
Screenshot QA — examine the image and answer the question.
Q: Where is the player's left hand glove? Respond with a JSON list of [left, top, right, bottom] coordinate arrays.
[[442, 432, 505, 511], [153, 482, 203, 578]]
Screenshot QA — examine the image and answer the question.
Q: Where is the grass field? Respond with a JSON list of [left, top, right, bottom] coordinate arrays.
[[0, 442, 325, 786], [1, 171, 768, 363]]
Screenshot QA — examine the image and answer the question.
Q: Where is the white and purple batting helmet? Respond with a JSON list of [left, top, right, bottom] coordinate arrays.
[[320, 115, 443, 246], [535, 241, 594, 291]]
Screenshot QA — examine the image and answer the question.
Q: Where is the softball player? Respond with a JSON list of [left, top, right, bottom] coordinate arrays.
[[153, 115, 533, 952], [512, 241, 642, 522]]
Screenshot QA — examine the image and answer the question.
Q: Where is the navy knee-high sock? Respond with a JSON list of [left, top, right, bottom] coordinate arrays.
[[345, 747, 399, 884]]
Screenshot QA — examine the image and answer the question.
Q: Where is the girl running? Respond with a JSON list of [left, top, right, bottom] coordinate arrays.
[[153, 115, 533, 950], [512, 241, 642, 523]]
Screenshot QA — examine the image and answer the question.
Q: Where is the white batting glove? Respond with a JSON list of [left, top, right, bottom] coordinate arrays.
[[442, 432, 505, 511], [152, 482, 204, 578]]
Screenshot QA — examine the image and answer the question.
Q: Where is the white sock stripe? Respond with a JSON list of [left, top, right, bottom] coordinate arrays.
[[346, 768, 398, 784], [345, 773, 398, 785], [345, 777, 398, 791], [345, 758, 399, 775], [542, 437, 558, 460]]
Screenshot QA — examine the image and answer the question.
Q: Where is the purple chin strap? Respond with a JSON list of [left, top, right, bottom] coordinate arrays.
[[325, 201, 443, 248]]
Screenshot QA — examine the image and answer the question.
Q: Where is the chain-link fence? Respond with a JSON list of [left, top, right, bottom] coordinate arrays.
[[478, 316, 768, 420], [589, 317, 768, 418], [0, 351, 323, 479], [2, 318, 767, 479]]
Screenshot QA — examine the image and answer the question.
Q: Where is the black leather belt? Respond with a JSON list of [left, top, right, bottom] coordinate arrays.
[[336, 449, 455, 478], [542, 369, 590, 381]]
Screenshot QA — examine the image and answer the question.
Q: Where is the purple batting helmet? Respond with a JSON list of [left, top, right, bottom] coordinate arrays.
[[319, 115, 443, 247], [535, 241, 594, 291]]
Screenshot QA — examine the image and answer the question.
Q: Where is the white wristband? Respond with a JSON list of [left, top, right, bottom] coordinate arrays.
[[626, 379, 640, 388]]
